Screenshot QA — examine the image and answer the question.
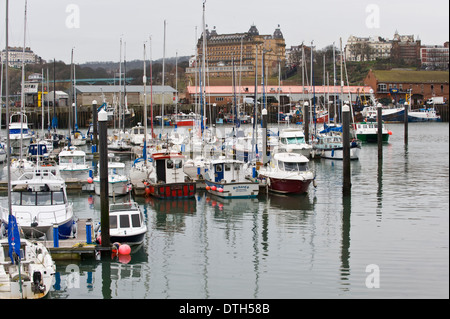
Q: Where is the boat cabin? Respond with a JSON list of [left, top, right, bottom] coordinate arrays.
[[59, 147, 86, 165], [27, 143, 49, 161], [272, 153, 310, 172], [316, 135, 343, 149], [131, 123, 145, 135], [208, 159, 245, 183], [279, 129, 307, 145], [151, 152, 186, 184], [109, 202, 144, 232]]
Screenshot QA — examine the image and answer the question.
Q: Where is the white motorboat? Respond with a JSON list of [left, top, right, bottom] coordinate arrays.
[[106, 201, 147, 245], [204, 157, 259, 199], [58, 146, 91, 182], [408, 107, 441, 122], [1, 167, 75, 240], [258, 152, 315, 194], [8, 112, 33, 149], [277, 128, 312, 157], [4, 158, 36, 181], [129, 123, 150, 146], [93, 157, 131, 197], [70, 130, 87, 146], [313, 133, 361, 160], [355, 120, 391, 143]]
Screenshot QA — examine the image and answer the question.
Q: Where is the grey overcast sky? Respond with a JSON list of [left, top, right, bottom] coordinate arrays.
[[1, 0, 449, 64]]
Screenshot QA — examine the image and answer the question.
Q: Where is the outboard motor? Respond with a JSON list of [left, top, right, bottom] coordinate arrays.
[[32, 271, 46, 294]]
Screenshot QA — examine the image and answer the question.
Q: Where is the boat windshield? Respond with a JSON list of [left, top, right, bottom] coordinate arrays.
[[12, 190, 66, 206], [109, 213, 141, 229], [282, 161, 309, 172], [60, 155, 85, 165], [282, 137, 305, 145]]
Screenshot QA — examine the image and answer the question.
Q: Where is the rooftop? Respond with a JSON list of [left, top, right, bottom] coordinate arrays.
[[75, 85, 176, 94]]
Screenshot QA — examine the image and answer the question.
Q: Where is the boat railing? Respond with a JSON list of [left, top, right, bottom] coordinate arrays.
[[17, 167, 61, 181], [11, 205, 71, 225]]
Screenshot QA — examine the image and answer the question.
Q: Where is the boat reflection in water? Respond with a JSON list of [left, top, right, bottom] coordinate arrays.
[[142, 196, 197, 232], [204, 192, 260, 215], [267, 192, 317, 212], [49, 244, 148, 299]]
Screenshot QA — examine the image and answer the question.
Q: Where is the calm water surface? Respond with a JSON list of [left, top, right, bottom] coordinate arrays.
[[1, 123, 448, 299]]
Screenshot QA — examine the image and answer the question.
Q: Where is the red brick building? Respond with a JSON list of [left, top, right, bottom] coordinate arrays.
[[364, 69, 449, 106]]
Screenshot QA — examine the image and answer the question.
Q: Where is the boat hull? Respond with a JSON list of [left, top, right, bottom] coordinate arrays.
[[356, 133, 390, 143], [94, 180, 130, 197], [261, 176, 312, 194], [408, 114, 441, 122], [59, 169, 91, 182], [110, 232, 146, 245], [147, 182, 196, 199], [318, 146, 361, 160], [382, 109, 405, 122], [205, 180, 259, 199]]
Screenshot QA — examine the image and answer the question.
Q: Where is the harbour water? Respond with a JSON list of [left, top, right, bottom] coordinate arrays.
[[0, 122, 448, 299]]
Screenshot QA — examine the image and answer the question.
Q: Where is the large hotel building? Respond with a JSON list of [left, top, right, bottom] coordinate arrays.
[[186, 25, 286, 82]]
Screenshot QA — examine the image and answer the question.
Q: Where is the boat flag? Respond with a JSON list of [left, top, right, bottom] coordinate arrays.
[[8, 214, 22, 264]]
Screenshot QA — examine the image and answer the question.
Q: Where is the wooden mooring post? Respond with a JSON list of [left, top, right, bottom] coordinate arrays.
[[342, 102, 351, 196]]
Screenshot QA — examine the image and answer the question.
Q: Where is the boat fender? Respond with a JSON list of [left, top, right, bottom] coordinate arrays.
[[112, 242, 121, 254]]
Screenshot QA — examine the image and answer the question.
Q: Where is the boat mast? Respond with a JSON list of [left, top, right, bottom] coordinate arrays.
[[5, 0, 12, 214], [52, 59, 57, 133], [123, 41, 127, 133], [333, 42, 337, 123], [201, 2, 207, 135], [19, 0, 28, 163], [311, 41, 316, 138], [252, 45, 258, 159], [161, 20, 166, 135], [41, 68, 44, 138], [143, 42, 148, 164], [149, 36, 154, 138], [68, 48, 73, 147], [175, 51, 178, 123]]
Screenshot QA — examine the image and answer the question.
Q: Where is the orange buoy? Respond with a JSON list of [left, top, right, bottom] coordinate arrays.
[[87, 177, 93, 184], [205, 186, 210, 191], [118, 244, 131, 255]]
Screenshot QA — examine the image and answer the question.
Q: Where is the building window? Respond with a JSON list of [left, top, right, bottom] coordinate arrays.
[[378, 83, 387, 92], [441, 85, 444, 93]]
